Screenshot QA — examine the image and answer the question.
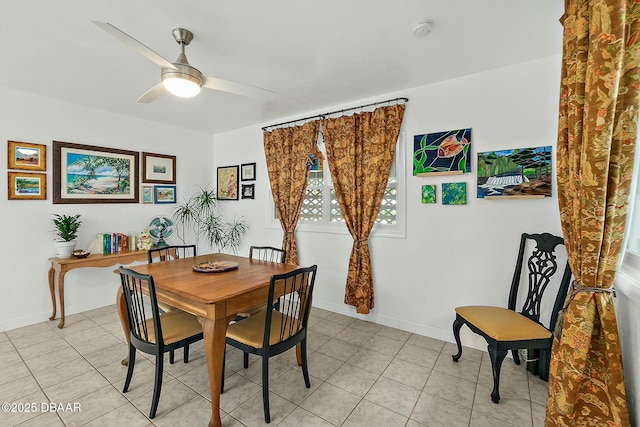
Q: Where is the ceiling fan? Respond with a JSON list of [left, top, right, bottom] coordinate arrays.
[[92, 21, 276, 103]]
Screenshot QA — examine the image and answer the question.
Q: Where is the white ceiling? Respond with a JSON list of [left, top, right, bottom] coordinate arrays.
[[1, 1, 563, 135]]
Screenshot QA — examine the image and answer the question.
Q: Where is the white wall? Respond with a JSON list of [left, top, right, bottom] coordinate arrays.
[[212, 55, 566, 350], [0, 88, 214, 331]]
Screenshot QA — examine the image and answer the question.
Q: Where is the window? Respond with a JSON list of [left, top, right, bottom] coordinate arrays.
[[271, 132, 405, 238]]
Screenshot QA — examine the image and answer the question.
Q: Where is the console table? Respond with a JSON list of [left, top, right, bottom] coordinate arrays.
[[48, 251, 148, 328]]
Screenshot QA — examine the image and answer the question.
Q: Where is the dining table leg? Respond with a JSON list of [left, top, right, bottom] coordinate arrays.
[[116, 287, 131, 366], [200, 315, 234, 427]]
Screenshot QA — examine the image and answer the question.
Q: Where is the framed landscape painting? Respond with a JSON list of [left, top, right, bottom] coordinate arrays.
[[154, 185, 176, 204], [8, 141, 46, 171], [477, 146, 552, 198], [142, 152, 176, 184], [52, 141, 139, 204], [8, 171, 46, 200]]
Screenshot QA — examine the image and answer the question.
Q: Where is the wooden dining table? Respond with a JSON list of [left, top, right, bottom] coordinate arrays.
[[118, 253, 298, 427]]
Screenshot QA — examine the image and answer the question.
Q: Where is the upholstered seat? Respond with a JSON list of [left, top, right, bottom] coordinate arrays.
[[454, 306, 552, 342], [141, 309, 203, 345]]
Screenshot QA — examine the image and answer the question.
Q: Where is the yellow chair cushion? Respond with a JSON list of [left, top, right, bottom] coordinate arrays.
[[143, 309, 202, 345], [227, 309, 300, 348], [455, 306, 551, 341]]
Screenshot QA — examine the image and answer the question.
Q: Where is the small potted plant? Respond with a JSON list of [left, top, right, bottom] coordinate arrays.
[[52, 214, 82, 258]]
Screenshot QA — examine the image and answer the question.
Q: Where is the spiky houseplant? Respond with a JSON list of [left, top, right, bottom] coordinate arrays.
[[173, 186, 247, 254], [52, 214, 82, 242], [52, 214, 82, 258]]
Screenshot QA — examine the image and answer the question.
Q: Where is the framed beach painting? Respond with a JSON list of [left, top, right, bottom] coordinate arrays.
[[8, 141, 46, 171], [8, 171, 46, 200], [52, 141, 139, 204], [142, 152, 176, 184], [217, 165, 239, 200], [154, 185, 176, 204]]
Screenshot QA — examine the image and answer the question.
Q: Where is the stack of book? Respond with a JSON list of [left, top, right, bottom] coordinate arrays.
[[88, 233, 138, 255]]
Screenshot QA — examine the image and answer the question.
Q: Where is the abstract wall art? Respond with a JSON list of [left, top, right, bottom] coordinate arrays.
[[442, 182, 467, 205], [477, 146, 552, 198], [413, 128, 471, 176], [421, 185, 436, 204]]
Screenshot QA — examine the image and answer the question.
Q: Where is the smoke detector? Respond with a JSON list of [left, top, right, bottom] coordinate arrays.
[[412, 20, 433, 38]]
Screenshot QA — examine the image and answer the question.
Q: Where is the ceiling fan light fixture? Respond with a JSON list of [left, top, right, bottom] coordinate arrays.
[[161, 63, 204, 98], [163, 76, 201, 98]]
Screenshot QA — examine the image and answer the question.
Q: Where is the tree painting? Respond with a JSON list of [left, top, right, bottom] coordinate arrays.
[[66, 153, 131, 194], [477, 146, 552, 198], [413, 128, 471, 175]]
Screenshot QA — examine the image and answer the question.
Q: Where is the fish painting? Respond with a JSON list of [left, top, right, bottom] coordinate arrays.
[[413, 128, 472, 175]]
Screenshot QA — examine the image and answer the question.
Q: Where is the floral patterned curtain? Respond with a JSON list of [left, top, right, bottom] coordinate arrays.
[[322, 104, 405, 314], [263, 121, 320, 264], [546, 1, 640, 425]]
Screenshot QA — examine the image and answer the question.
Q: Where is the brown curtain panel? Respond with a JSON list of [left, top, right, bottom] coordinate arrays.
[[322, 104, 405, 314], [263, 121, 320, 265], [547, 1, 640, 426]]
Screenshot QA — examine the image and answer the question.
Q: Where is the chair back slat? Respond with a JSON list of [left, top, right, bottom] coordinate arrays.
[[119, 267, 163, 346], [148, 245, 196, 264], [263, 265, 317, 346], [249, 246, 286, 264], [508, 233, 571, 326]]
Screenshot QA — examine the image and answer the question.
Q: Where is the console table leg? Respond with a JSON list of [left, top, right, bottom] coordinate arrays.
[[57, 271, 67, 329], [48, 266, 57, 321]]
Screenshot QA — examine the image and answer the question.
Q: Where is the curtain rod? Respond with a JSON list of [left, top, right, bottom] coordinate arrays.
[[262, 97, 409, 131]]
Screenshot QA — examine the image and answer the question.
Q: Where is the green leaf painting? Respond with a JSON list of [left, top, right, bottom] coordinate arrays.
[[442, 182, 467, 205], [413, 128, 471, 175], [421, 185, 436, 204]]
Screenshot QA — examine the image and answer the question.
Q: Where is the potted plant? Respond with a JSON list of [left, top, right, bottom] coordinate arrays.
[[173, 186, 247, 253], [52, 214, 82, 258]]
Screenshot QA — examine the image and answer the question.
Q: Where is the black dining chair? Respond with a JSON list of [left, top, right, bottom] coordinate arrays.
[[118, 266, 203, 418], [249, 245, 286, 263], [222, 265, 318, 423], [147, 244, 196, 263], [452, 232, 572, 403], [147, 244, 197, 364], [234, 245, 287, 325]]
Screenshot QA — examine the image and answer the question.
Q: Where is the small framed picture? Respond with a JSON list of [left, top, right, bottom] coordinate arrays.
[[141, 185, 154, 204], [142, 152, 176, 184], [217, 165, 239, 200], [8, 141, 47, 171], [8, 171, 47, 200], [241, 163, 256, 181], [241, 183, 255, 199], [154, 185, 176, 204]]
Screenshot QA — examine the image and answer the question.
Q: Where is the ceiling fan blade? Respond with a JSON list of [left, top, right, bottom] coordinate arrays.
[[203, 76, 276, 100], [137, 83, 167, 103], [92, 21, 177, 70]]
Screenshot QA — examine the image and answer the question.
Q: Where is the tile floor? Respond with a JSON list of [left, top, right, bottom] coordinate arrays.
[[0, 305, 548, 426]]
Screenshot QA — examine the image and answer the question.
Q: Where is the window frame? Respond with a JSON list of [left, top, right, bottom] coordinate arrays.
[[266, 131, 406, 239]]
